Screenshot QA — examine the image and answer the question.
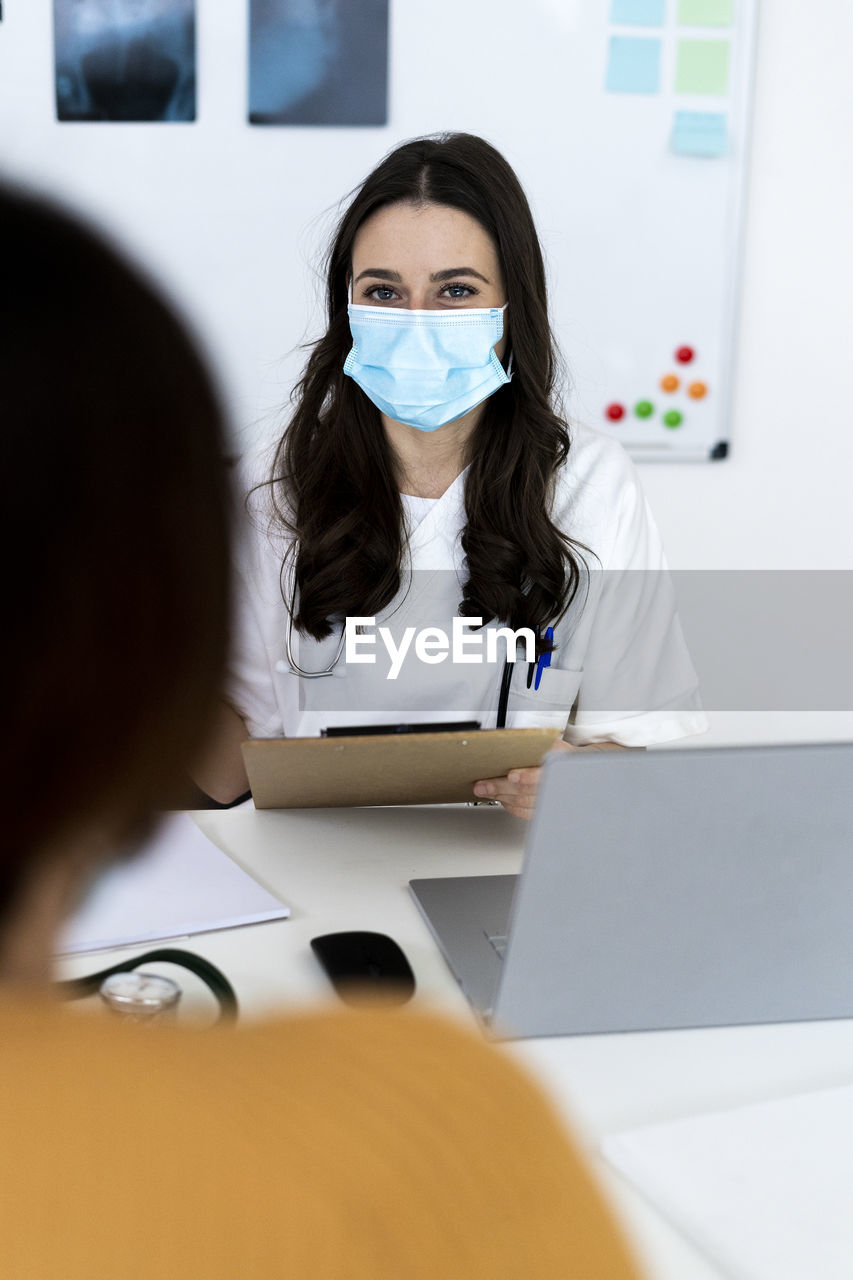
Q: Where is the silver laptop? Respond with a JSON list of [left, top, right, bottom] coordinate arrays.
[[410, 743, 853, 1038]]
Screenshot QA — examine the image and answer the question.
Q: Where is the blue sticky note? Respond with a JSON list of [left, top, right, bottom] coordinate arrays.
[[606, 36, 662, 94], [610, 0, 666, 25], [672, 110, 728, 157]]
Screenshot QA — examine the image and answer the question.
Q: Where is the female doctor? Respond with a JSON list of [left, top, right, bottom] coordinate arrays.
[[197, 133, 705, 816]]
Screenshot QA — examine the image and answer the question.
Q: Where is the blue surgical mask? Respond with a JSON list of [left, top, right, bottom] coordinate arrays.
[[343, 300, 512, 432]]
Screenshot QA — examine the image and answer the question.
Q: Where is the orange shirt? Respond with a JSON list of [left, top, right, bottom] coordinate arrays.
[[0, 999, 641, 1279]]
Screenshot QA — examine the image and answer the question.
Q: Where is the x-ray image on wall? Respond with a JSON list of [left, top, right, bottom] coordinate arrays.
[[249, 0, 388, 126], [54, 0, 196, 122]]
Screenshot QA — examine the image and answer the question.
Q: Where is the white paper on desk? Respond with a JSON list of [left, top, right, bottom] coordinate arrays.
[[603, 1084, 853, 1280], [57, 812, 289, 955]]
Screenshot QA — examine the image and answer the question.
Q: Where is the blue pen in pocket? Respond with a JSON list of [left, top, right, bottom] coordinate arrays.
[[527, 626, 554, 691]]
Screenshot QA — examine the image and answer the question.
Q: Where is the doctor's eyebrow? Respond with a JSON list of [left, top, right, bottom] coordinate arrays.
[[353, 267, 492, 284], [430, 267, 491, 284], [354, 268, 403, 283]]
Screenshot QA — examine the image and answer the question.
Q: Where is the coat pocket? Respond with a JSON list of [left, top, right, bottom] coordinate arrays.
[[507, 667, 583, 730]]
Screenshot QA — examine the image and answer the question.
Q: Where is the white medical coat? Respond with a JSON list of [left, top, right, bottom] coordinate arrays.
[[229, 424, 706, 746]]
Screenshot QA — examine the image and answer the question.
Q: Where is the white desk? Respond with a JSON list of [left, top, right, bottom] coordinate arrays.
[[62, 803, 853, 1280]]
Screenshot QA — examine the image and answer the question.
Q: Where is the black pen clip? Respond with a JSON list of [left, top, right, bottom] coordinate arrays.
[[526, 627, 539, 689]]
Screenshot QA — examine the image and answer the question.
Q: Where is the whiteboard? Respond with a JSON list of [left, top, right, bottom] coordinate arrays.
[[0, 1, 758, 463], [555, 0, 759, 460]]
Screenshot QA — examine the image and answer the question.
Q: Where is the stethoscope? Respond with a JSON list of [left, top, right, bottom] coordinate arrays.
[[55, 948, 239, 1024], [285, 602, 346, 678], [289, 623, 517, 727], [286, 590, 553, 730]]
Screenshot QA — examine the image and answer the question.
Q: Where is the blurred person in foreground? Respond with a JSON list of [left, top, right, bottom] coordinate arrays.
[[0, 185, 641, 1280]]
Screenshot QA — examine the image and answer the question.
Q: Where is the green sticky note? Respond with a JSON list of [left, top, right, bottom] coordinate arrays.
[[676, 39, 731, 94], [678, 0, 734, 24]]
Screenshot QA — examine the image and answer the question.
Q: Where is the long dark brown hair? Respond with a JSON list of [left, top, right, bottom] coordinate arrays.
[[0, 186, 231, 924], [268, 132, 587, 643]]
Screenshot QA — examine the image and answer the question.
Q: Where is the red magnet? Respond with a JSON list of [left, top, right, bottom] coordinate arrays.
[[675, 345, 695, 364], [605, 403, 626, 422]]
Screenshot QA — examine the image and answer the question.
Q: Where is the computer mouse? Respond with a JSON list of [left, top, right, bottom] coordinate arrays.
[[310, 931, 416, 1005]]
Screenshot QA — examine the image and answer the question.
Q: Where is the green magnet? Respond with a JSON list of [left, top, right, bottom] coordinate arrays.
[[634, 400, 655, 419], [663, 409, 684, 428]]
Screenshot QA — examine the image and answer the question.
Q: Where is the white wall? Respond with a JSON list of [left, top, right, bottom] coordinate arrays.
[[2, 0, 852, 740]]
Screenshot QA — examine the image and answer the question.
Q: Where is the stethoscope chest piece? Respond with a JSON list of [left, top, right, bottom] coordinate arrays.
[[99, 971, 182, 1023]]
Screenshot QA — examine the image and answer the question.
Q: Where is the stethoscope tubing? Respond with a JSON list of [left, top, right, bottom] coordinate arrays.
[[285, 585, 542, 728]]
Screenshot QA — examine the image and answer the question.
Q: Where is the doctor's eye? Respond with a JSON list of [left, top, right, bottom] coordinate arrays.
[[363, 285, 401, 303], [439, 283, 479, 301]]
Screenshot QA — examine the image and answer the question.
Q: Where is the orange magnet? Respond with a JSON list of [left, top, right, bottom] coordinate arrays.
[[660, 374, 680, 392], [688, 381, 708, 399]]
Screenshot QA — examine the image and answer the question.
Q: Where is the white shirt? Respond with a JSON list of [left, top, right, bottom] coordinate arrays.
[[229, 424, 707, 746]]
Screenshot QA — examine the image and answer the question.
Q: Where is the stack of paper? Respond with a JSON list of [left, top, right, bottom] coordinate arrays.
[[603, 1085, 853, 1280], [58, 812, 289, 955]]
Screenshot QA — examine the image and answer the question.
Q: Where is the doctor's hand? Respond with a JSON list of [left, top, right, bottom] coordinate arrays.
[[472, 740, 577, 820]]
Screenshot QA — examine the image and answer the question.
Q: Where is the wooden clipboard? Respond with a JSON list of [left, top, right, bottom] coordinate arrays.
[[242, 727, 562, 809]]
